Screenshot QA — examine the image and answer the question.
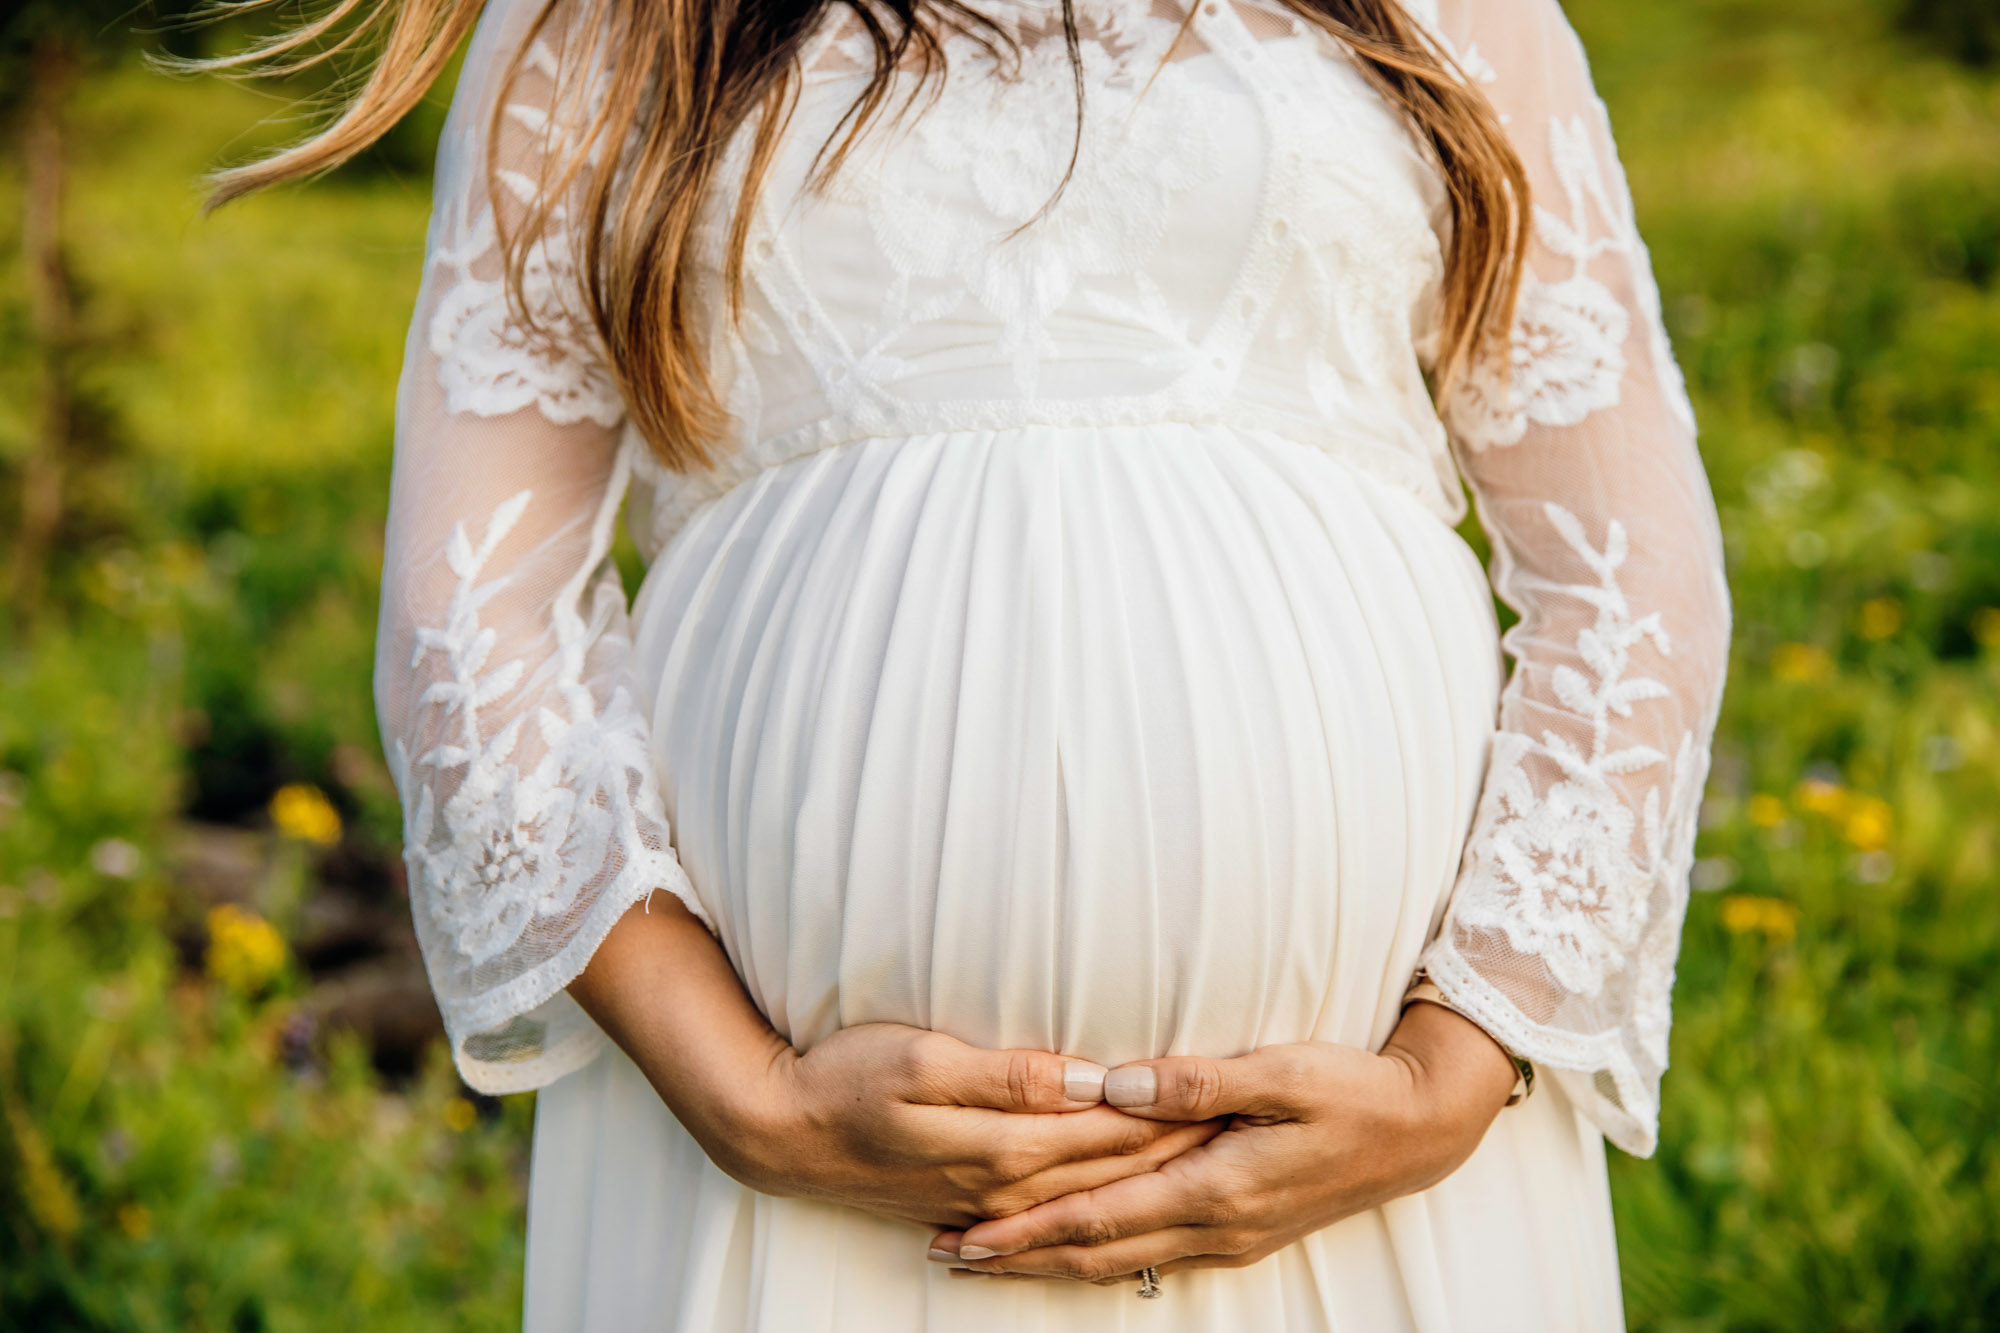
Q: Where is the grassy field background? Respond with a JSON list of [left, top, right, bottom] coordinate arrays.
[[2, 0, 1998, 1328]]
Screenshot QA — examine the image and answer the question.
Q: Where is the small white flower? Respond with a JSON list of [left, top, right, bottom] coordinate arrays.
[[90, 838, 142, 879]]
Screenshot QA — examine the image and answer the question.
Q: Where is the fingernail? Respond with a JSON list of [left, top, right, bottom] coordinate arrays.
[[958, 1245, 1000, 1261], [1064, 1059, 1107, 1102], [926, 1247, 958, 1263], [1104, 1066, 1157, 1108]]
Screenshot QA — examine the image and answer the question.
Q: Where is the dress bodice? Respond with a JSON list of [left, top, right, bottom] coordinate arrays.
[[628, 0, 1459, 551]]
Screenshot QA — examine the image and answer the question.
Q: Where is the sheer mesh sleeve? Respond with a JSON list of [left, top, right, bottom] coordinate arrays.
[[375, 0, 710, 1095], [1412, 0, 1733, 1155]]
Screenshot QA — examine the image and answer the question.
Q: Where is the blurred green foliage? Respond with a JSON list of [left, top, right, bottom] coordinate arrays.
[[1, 0, 1997, 1328], [1899, 0, 2000, 67]]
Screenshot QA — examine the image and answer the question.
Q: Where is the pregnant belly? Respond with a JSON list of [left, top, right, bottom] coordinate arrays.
[[629, 424, 1502, 1066]]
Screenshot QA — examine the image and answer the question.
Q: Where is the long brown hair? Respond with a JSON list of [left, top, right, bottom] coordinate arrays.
[[193, 0, 1529, 474]]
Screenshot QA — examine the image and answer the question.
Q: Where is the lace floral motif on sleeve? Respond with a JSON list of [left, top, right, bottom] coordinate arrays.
[[1439, 502, 1707, 1000], [394, 467, 711, 979], [427, 213, 625, 429], [1446, 115, 1635, 451], [427, 42, 625, 429], [1404, 0, 1731, 1158], [378, 7, 718, 1094]]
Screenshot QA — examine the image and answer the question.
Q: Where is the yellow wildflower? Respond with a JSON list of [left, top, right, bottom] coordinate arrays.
[[1771, 642, 1831, 682], [117, 1202, 153, 1241], [160, 541, 206, 590], [1794, 777, 1846, 816], [270, 783, 342, 847], [1748, 794, 1787, 828], [1843, 795, 1893, 850], [1720, 894, 1799, 942], [205, 903, 287, 996], [444, 1097, 478, 1133], [1857, 597, 1902, 640], [1973, 607, 2000, 650]]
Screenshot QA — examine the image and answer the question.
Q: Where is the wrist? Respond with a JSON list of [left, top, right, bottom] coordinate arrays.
[[683, 1042, 812, 1195], [1400, 972, 1534, 1106], [1381, 999, 1518, 1139], [565, 894, 806, 1192]]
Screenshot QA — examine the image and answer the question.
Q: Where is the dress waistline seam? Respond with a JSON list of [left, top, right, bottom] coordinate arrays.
[[630, 412, 1460, 558]]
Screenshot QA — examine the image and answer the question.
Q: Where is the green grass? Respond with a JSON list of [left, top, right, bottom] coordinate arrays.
[[2, 1, 1998, 1328]]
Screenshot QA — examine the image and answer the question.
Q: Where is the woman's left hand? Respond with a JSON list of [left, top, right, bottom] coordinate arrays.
[[925, 1000, 1521, 1284]]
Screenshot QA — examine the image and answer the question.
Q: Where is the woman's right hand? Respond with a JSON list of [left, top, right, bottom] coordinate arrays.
[[568, 894, 1220, 1230], [725, 1025, 1223, 1229]]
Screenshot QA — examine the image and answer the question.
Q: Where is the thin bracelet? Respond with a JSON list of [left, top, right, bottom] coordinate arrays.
[[1401, 973, 1536, 1107]]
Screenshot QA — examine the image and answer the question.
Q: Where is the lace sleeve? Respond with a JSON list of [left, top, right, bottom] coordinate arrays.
[[1413, 0, 1733, 1156], [376, 0, 709, 1095]]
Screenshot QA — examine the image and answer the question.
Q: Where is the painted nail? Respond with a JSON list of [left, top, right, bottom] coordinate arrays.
[[1104, 1066, 1157, 1108], [926, 1247, 958, 1263], [1063, 1059, 1108, 1102], [958, 1245, 1001, 1261]]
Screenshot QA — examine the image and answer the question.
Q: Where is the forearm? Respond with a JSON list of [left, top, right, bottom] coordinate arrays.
[[566, 894, 791, 1183]]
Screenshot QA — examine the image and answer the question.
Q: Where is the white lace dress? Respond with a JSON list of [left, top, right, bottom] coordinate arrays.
[[374, 0, 1731, 1328]]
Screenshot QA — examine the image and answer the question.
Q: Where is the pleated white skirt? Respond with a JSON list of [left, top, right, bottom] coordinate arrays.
[[524, 424, 1625, 1332]]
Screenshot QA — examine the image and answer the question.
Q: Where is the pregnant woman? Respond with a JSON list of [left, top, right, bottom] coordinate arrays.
[[210, 0, 1730, 1325]]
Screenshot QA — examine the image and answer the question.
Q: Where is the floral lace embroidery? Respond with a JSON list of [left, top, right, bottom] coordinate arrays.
[[393, 472, 698, 972], [825, 20, 1220, 397], [647, 0, 1476, 556], [1419, 0, 1700, 448], [427, 220, 624, 428], [1447, 113, 1636, 451], [428, 41, 625, 428], [1445, 501, 1702, 997]]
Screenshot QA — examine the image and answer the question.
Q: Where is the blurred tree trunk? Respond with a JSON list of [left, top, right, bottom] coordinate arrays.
[[10, 35, 75, 623]]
